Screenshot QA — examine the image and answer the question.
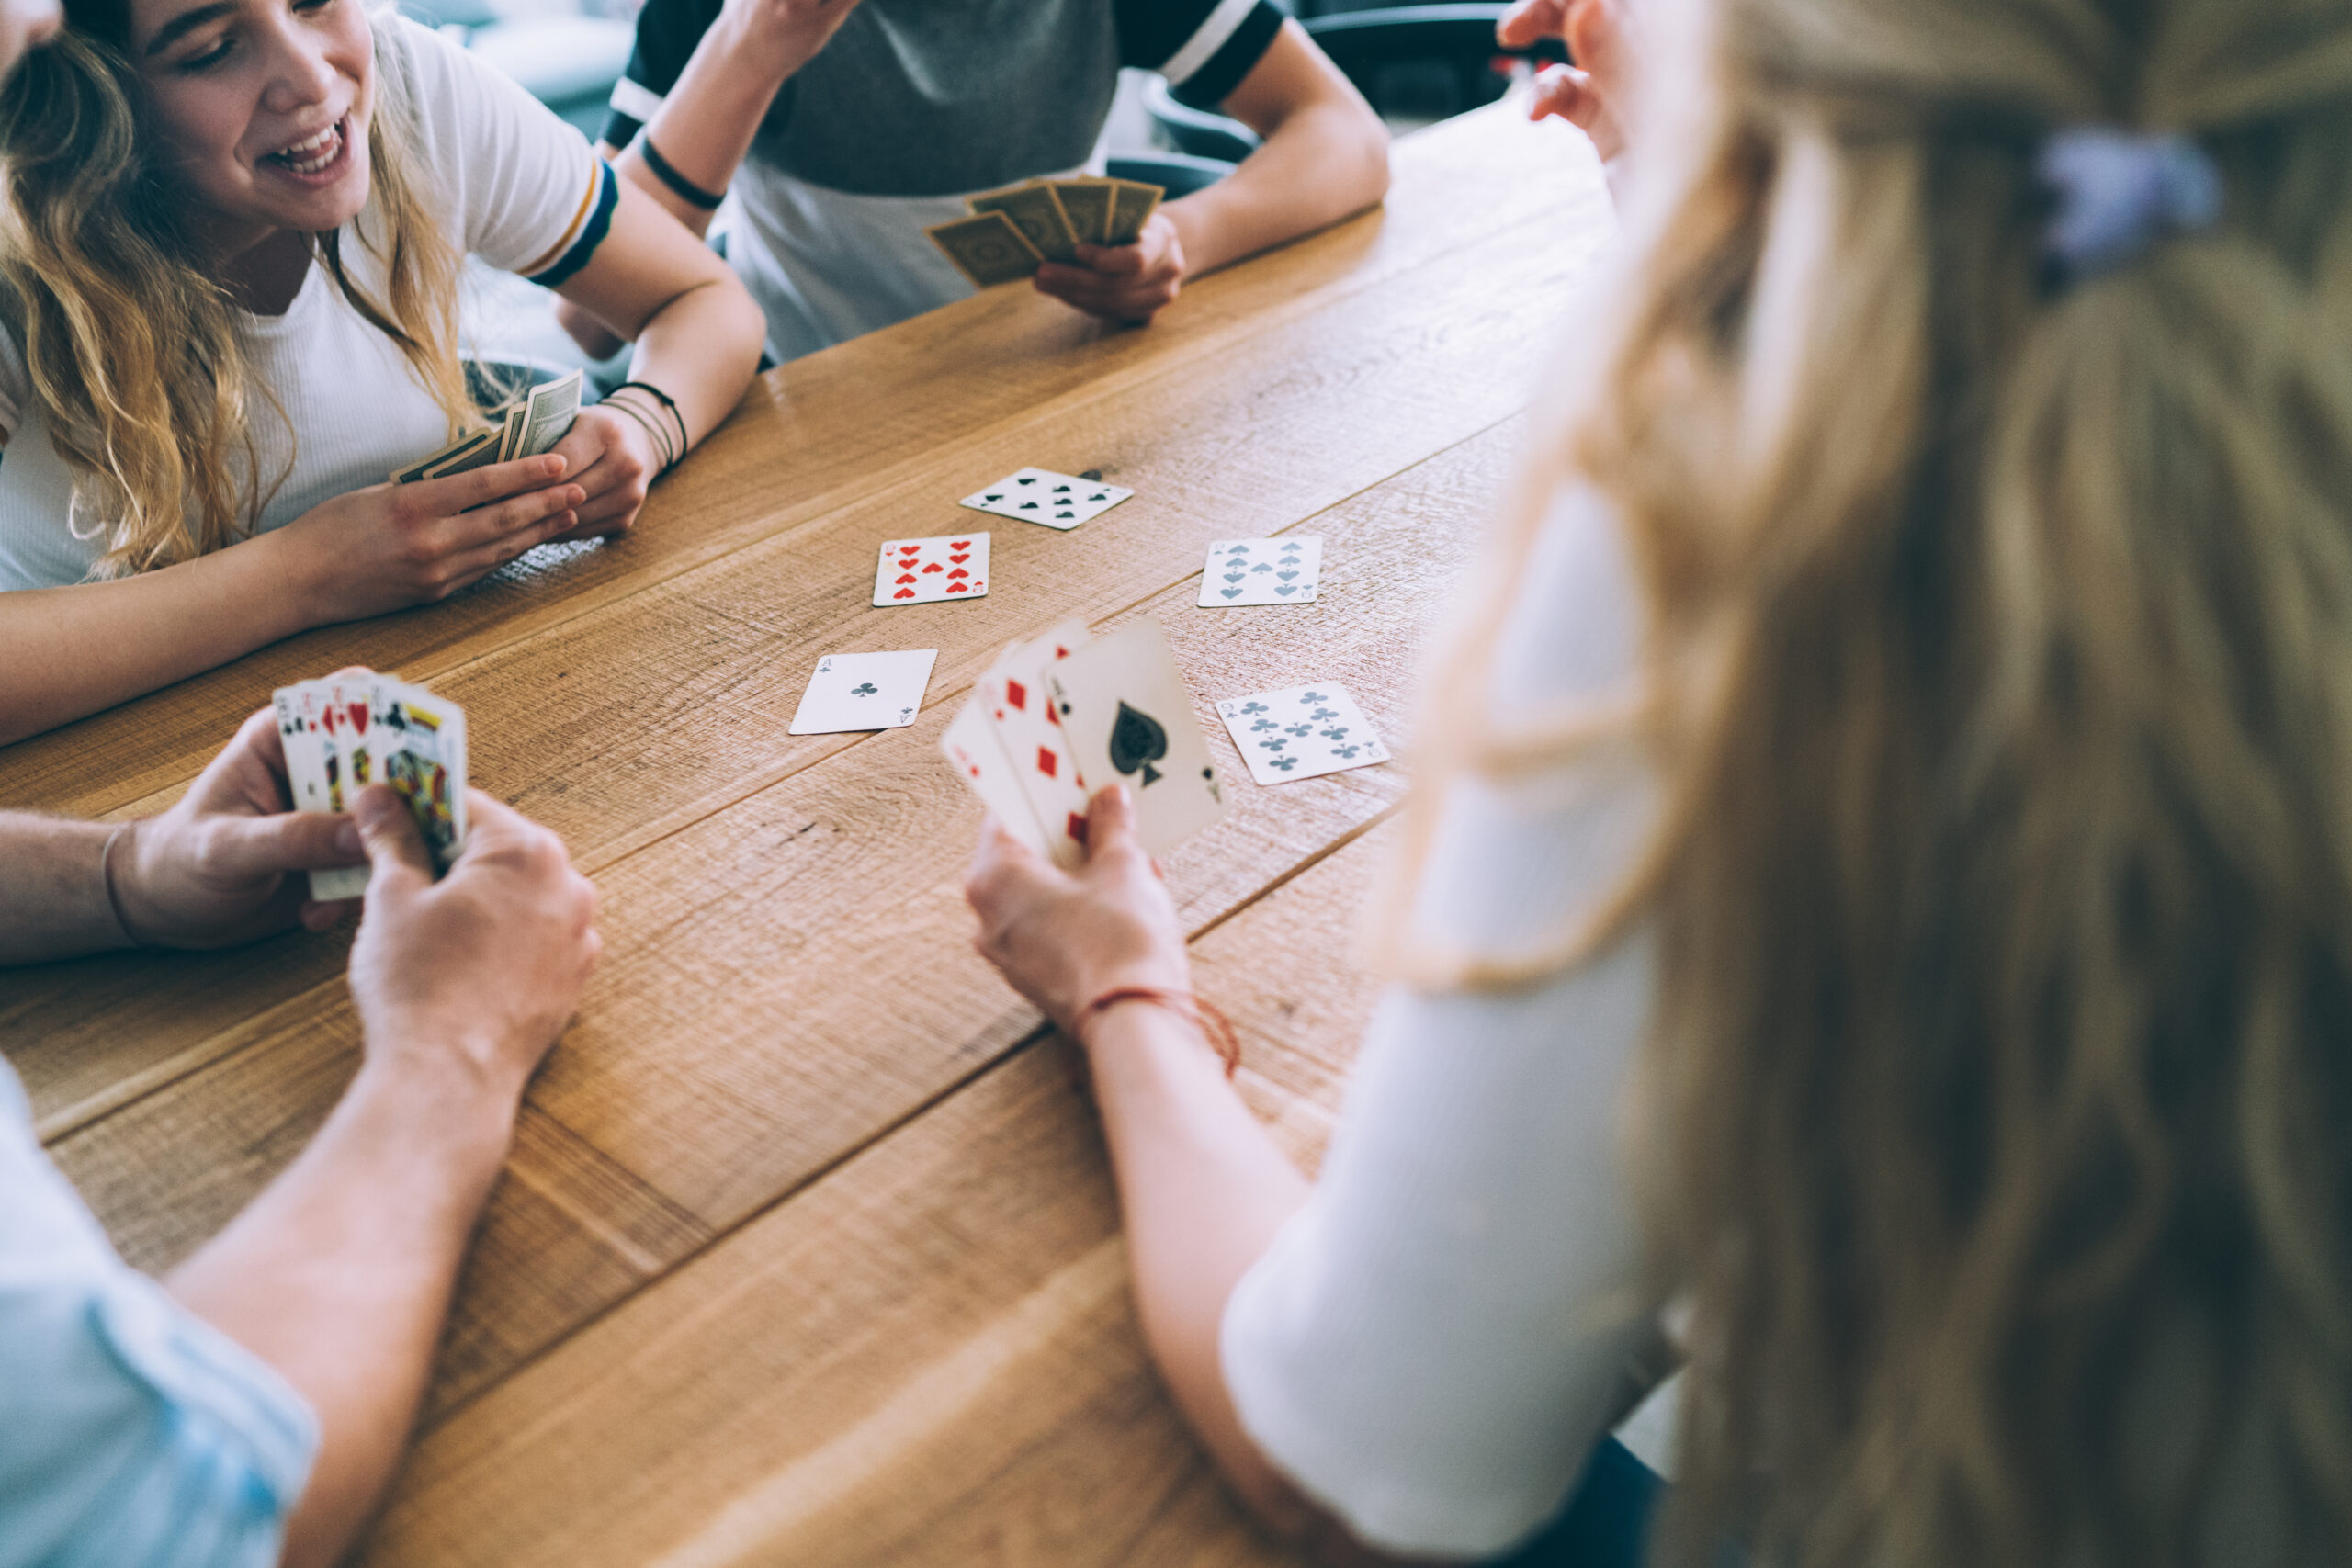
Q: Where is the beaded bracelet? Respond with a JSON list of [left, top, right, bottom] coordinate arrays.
[[1078, 986, 1241, 1079]]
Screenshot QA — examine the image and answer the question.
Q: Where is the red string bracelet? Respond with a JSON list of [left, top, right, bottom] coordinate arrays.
[[1077, 987, 1242, 1080]]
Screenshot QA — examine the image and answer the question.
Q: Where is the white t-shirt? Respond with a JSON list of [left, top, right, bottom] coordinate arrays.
[[1219, 483, 1665, 1559], [0, 17, 612, 592]]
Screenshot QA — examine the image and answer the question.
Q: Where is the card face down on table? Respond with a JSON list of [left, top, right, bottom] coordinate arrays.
[[274, 670, 469, 901]]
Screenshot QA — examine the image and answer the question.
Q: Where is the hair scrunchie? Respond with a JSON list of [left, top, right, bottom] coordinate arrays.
[[2040, 128, 2222, 287]]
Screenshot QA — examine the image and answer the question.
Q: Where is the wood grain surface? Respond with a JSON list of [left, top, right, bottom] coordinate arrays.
[[0, 104, 1613, 1564]]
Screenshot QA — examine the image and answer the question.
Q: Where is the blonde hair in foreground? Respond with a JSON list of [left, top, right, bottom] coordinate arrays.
[[1391, 0, 2352, 1562], [0, 7, 473, 577]]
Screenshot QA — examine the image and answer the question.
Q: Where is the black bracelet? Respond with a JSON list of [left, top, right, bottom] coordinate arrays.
[[639, 138, 726, 211], [611, 379, 690, 468], [602, 389, 676, 476]]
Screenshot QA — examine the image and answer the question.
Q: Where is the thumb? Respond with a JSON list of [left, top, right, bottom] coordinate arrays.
[[1082, 783, 1146, 865], [198, 807, 368, 882], [354, 785, 435, 897]]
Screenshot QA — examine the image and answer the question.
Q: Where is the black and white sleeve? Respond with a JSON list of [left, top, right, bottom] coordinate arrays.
[[1117, 0, 1286, 109], [599, 0, 726, 150]]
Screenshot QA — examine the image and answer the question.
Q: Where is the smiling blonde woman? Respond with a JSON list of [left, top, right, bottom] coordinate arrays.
[[0, 0, 763, 741]]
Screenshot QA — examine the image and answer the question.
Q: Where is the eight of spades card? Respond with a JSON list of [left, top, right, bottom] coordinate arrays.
[[960, 468, 1132, 531], [874, 534, 989, 606], [1216, 683, 1391, 786], [1043, 617, 1227, 854], [1198, 536, 1323, 607]]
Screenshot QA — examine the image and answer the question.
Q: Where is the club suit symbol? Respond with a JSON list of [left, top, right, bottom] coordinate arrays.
[[1108, 701, 1170, 785], [852, 682, 878, 696]]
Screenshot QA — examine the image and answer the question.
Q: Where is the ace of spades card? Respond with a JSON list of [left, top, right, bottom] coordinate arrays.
[[1198, 536, 1323, 607], [874, 534, 989, 606], [960, 468, 1132, 531], [789, 649, 939, 735], [1043, 617, 1227, 853], [1215, 682, 1391, 786]]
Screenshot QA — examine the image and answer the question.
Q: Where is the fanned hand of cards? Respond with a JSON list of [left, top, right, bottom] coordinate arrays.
[[943, 615, 1227, 866], [273, 670, 469, 900], [390, 367, 583, 484], [925, 177, 1165, 289]]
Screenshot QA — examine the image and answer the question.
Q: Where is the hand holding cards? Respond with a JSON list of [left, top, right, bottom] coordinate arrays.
[[925, 177, 1165, 289], [943, 616, 1227, 866], [390, 368, 582, 484], [274, 671, 468, 900]]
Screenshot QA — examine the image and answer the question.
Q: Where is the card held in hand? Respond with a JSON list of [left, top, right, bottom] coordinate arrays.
[[981, 619, 1092, 867], [874, 533, 989, 606], [1044, 617, 1227, 854], [276, 671, 469, 900], [1048, 178, 1114, 245], [925, 212, 1043, 288], [1216, 682, 1390, 786], [960, 468, 1131, 530], [967, 183, 1081, 264]]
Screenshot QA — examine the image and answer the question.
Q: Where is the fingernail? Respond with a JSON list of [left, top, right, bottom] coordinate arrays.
[[335, 819, 362, 854]]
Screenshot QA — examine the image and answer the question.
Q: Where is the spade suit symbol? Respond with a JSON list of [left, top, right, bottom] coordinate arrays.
[[1108, 701, 1170, 786]]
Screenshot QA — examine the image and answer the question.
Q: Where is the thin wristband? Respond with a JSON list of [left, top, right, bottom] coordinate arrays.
[[602, 391, 676, 475], [1077, 986, 1241, 1079], [610, 380, 690, 471], [101, 821, 147, 948], [638, 137, 726, 211]]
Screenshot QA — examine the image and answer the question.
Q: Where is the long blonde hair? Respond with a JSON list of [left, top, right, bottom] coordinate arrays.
[[1397, 0, 2352, 1562], [0, 4, 474, 576]]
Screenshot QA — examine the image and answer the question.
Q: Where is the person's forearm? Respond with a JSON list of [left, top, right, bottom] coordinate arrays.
[[627, 280, 767, 451], [0, 813, 130, 961], [0, 532, 314, 744], [167, 1053, 519, 1568], [1166, 101, 1390, 276], [625, 20, 799, 237], [1080, 1000, 1318, 1529]]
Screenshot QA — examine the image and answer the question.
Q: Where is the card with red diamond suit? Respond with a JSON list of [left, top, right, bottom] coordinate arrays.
[[874, 533, 989, 606], [982, 623, 1092, 868], [959, 468, 1131, 531], [1215, 682, 1390, 786]]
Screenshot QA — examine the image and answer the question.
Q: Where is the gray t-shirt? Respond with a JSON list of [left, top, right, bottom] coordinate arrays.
[[601, 0, 1285, 360]]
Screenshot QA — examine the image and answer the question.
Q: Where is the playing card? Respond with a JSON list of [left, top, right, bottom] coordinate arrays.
[[273, 686, 330, 815], [925, 212, 1043, 288], [1105, 179, 1164, 245], [1216, 683, 1390, 786], [496, 401, 527, 463], [372, 678, 469, 874], [515, 369, 582, 460], [789, 650, 938, 735], [1044, 617, 1227, 853], [982, 625, 1091, 868], [941, 699, 1049, 857], [391, 427, 492, 484], [960, 468, 1131, 531], [1049, 177, 1114, 245], [873, 533, 989, 606], [1198, 536, 1323, 607], [967, 183, 1081, 264]]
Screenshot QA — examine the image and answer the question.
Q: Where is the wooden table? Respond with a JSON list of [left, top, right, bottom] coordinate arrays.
[[0, 104, 1611, 1565]]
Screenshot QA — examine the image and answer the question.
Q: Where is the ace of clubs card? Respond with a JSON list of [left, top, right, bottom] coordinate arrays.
[[1043, 617, 1227, 854], [789, 650, 939, 735]]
